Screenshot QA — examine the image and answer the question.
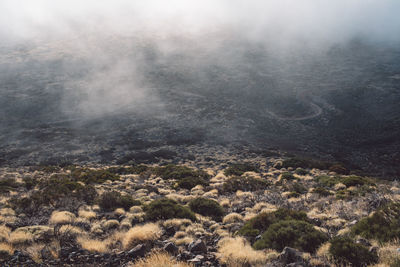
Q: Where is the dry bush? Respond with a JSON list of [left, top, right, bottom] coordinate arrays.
[[0, 242, 14, 257], [217, 237, 268, 266], [59, 225, 85, 237], [122, 223, 161, 250], [163, 218, 192, 230], [77, 236, 109, 253], [129, 252, 193, 267], [220, 199, 230, 208], [78, 209, 96, 220], [25, 244, 45, 263], [0, 208, 15, 217], [223, 213, 244, 224], [376, 240, 400, 266], [0, 225, 11, 242], [114, 208, 126, 216], [103, 220, 120, 230], [9, 231, 34, 246], [49, 211, 76, 225], [129, 206, 143, 213]]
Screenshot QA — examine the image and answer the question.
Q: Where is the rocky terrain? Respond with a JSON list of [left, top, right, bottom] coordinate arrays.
[[0, 153, 399, 266]]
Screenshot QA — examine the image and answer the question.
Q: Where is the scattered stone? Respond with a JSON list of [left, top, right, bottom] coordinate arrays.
[[279, 247, 304, 264], [189, 239, 207, 254], [164, 242, 179, 255]]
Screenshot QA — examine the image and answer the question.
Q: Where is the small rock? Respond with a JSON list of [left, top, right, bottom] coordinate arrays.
[[164, 242, 179, 255], [127, 244, 147, 258], [188, 239, 207, 253], [255, 235, 262, 241], [369, 246, 379, 254]]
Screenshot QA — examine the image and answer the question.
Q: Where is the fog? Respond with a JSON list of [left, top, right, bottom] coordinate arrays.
[[0, 1, 399, 177]]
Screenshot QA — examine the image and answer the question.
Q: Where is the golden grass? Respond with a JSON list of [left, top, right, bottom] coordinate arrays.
[[122, 223, 162, 250], [0, 225, 11, 242], [103, 219, 120, 230], [129, 206, 143, 213], [49, 211, 76, 225], [0, 242, 14, 257], [222, 213, 243, 224], [235, 190, 253, 199], [59, 225, 85, 237], [78, 209, 96, 220], [217, 237, 268, 267], [129, 252, 193, 267], [25, 244, 45, 263], [9, 230, 34, 245], [220, 198, 230, 208], [0, 208, 15, 217], [114, 208, 126, 216], [163, 218, 192, 230], [376, 240, 400, 266], [77, 236, 109, 253]]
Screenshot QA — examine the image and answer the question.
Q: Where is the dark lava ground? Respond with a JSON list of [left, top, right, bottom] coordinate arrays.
[[0, 35, 399, 178]]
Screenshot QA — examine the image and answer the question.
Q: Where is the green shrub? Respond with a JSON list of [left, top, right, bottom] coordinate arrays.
[[351, 202, 400, 242], [144, 199, 196, 221], [294, 168, 308, 175], [341, 175, 375, 187], [23, 177, 38, 190], [154, 165, 210, 189], [312, 187, 333, 197], [238, 208, 310, 240], [189, 198, 224, 221], [280, 172, 296, 181], [315, 175, 341, 188], [329, 236, 378, 267], [224, 163, 258, 176], [176, 177, 208, 190], [253, 220, 328, 253], [223, 176, 269, 193], [0, 178, 20, 193], [71, 168, 119, 184], [98, 191, 140, 211]]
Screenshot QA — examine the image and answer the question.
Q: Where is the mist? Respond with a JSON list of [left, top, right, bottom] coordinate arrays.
[[0, 1, 399, 177]]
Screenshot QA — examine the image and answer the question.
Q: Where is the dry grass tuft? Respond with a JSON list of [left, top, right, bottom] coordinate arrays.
[[9, 230, 34, 245], [222, 213, 243, 224], [122, 223, 162, 250], [103, 219, 120, 230], [49, 211, 76, 225], [163, 219, 192, 230], [0, 225, 11, 242], [217, 237, 268, 266], [129, 252, 193, 267], [77, 236, 109, 253], [78, 209, 96, 220], [0, 242, 14, 257], [59, 225, 85, 237], [114, 208, 126, 216]]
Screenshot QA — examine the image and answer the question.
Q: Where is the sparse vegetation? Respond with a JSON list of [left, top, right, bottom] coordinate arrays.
[[224, 163, 258, 176], [129, 252, 193, 267], [223, 176, 269, 193], [154, 164, 210, 189], [123, 223, 162, 250]]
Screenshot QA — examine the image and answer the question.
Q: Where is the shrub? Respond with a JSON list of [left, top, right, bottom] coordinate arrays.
[[341, 175, 374, 187], [238, 208, 310, 240], [71, 168, 119, 184], [144, 199, 196, 221], [98, 191, 140, 212], [107, 165, 149, 175], [280, 172, 296, 181], [224, 163, 258, 176], [253, 220, 328, 253], [329, 164, 349, 175], [329, 236, 378, 267], [189, 198, 224, 221], [154, 165, 210, 190], [294, 168, 308, 175], [0, 178, 20, 193], [351, 202, 400, 242], [312, 187, 333, 197], [22, 177, 38, 190], [223, 176, 269, 193], [315, 175, 341, 188], [176, 177, 208, 190]]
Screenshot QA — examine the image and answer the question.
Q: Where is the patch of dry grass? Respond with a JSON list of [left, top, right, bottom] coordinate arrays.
[[163, 218, 192, 230], [9, 230, 34, 246], [122, 223, 162, 250], [77, 236, 109, 253], [78, 209, 96, 220], [222, 213, 243, 224], [0, 225, 11, 242], [49, 211, 76, 225], [217, 237, 268, 266], [0, 242, 14, 257], [129, 252, 193, 267]]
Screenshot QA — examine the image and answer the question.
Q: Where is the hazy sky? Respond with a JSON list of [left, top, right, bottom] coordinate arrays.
[[1, 0, 400, 45]]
